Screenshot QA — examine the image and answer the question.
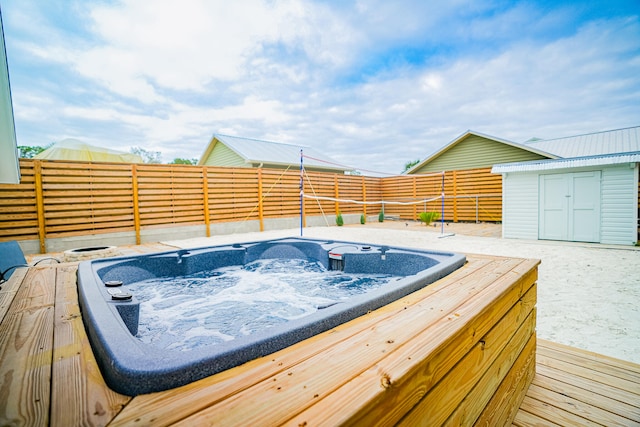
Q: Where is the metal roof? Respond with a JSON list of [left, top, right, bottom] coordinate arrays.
[[492, 151, 640, 173], [211, 134, 350, 171], [524, 126, 640, 158]]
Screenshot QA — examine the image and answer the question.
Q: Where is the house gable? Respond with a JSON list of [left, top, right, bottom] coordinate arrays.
[[411, 133, 551, 174], [200, 139, 246, 167]]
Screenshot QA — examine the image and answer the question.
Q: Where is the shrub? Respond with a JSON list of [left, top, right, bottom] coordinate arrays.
[[360, 214, 366, 224], [336, 212, 344, 226], [378, 210, 384, 222], [418, 211, 440, 226]]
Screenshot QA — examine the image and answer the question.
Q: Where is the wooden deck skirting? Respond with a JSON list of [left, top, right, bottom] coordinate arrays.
[[0, 249, 638, 426]]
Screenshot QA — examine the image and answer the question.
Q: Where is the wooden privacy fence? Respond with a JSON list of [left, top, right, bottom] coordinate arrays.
[[0, 160, 502, 252], [379, 168, 502, 223]]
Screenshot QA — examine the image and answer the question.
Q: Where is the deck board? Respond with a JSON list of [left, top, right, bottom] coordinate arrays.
[[513, 339, 640, 427], [0, 266, 56, 426], [51, 265, 130, 427], [0, 267, 27, 321], [1, 243, 639, 426]]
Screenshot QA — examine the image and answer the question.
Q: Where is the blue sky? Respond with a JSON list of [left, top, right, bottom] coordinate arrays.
[[2, 0, 639, 174]]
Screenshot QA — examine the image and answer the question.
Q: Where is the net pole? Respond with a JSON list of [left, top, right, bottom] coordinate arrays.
[[299, 149, 304, 237]]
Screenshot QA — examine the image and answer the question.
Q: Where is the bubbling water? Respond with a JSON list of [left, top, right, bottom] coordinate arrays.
[[127, 258, 400, 351]]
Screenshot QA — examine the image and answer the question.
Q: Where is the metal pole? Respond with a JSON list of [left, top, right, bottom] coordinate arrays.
[[299, 149, 303, 236]]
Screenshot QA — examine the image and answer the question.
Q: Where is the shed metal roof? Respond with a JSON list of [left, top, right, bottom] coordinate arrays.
[[203, 134, 350, 171], [492, 151, 640, 173], [525, 126, 640, 158]]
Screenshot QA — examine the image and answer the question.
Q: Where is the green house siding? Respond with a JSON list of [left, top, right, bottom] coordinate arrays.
[[202, 141, 246, 167], [413, 135, 549, 173]]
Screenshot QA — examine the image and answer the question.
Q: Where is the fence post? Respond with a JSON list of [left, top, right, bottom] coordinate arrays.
[[33, 160, 46, 253], [476, 195, 479, 223], [361, 176, 367, 218], [452, 170, 458, 223], [258, 168, 264, 231], [334, 175, 340, 216], [131, 164, 141, 245], [412, 176, 417, 220], [202, 167, 211, 237]]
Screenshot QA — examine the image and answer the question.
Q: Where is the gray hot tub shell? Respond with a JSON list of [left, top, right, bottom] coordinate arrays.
[[77, 237, 466, 395]]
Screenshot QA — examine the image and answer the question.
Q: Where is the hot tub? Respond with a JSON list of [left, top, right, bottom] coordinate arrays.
[[77, 237, 466, 395]]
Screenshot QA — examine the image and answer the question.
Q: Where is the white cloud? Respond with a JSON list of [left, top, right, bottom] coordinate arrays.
[[272, 15, 640, 171], [75, 46, 165, 103], [65, 0, 378, 102], [75, 0, 316, 96], [4, 1, 639, 173]]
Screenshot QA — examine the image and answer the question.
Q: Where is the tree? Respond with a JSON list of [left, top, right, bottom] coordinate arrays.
[[130, 146, 162, 164], [17, 143, 53, 158], [402, 159, 420, 173], [170, 158, 198, 165]]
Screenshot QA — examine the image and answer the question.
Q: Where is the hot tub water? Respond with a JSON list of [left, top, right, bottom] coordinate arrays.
[[130, 258, 399, 351]]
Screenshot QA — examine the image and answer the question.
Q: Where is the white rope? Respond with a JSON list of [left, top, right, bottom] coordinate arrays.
[[302, 168, 331, 227], [303, 194, 442, 206]]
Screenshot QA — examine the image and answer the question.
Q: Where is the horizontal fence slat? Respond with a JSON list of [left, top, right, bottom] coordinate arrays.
[[43, 223, 135, 232]]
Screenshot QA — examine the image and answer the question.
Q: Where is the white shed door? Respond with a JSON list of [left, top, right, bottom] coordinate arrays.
[[539, 171, 601, 242]]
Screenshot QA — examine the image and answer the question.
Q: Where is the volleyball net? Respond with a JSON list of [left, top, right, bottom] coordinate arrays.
[[298, 151, 449, 235], [224, 150, 499, 236]]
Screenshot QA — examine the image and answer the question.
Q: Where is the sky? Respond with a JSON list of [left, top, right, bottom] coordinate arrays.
[[1, 0, 639, 175]]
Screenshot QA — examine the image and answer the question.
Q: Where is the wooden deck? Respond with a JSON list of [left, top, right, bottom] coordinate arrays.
[[1, 246, 638, 426], [514, 340, 640, 426]]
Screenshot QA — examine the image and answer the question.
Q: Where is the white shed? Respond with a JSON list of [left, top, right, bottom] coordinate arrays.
[[492, 153, 640, 245]]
